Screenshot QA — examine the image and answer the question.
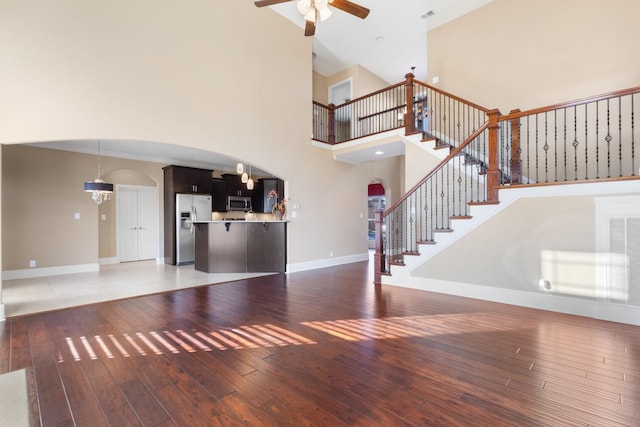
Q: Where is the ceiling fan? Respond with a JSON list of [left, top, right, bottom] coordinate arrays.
[[254, 0, 370, 37]]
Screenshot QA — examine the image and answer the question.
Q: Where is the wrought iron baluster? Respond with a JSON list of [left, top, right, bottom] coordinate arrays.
[[596, 102, 600, 179], [427, 176, 437, 242], [406, 195, 416, 253], [543, 112, 549, 182], [632, 94, 636, 176], [553, 110, 558, 182], [618, 97, 623, 176], [526, 116, 531, 183], [584, 103, 589, 180], [563, 109, 568, 181], [606, 99, 612, 178], [572, 106, 579, 180]]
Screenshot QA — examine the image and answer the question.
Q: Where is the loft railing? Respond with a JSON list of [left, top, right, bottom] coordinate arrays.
[[372, 86, 640, 283], [313, 74, 490, 146], [498, 87, 640, 185], [313, 82, 405, 144]]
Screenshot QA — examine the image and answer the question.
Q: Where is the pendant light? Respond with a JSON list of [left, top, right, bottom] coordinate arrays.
[[84, 141, 113, 204], [246, 164, 254, 190]]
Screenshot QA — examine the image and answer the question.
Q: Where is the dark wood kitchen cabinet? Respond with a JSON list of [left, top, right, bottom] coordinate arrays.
[[163, 165, 213, 265], [222, 174, 252, 197], [253, 178, 284, 213], [211, 178, 228, 212], [166, 165, 212, 194]]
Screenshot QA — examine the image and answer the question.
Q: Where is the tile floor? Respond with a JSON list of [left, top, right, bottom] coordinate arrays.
[[2, 260, 272, 318]]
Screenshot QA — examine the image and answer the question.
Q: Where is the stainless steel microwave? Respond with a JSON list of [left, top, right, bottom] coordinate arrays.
[[227, 195, 252, 211]]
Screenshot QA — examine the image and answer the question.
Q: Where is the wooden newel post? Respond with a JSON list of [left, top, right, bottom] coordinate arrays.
[[509, 109, 521, 184], [373, 209, 384, 285], [486, 109, 501, 203], [404, 73, 415, 135], [328, 103, 336, 145]]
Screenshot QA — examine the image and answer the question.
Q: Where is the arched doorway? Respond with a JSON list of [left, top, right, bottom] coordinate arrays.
[[367, 182, 386, 249]]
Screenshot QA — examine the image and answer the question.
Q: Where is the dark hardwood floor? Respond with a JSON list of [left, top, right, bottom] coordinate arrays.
[[1, 261, 639, 426]]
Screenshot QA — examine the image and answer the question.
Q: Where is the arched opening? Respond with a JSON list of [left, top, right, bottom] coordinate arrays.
[[367, 182, 386, 249]]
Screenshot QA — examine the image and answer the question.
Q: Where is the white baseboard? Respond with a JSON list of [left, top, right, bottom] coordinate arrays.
[[2, 263, 100, 280], [382, 276, 640, 326], [287, 252, 369, 273], [99, 257, 119, 265]]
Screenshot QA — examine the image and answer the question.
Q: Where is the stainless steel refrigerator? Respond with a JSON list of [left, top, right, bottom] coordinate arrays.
[[176, 193, 212, 265]]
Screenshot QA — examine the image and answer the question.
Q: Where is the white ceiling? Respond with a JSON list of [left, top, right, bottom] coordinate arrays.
[[269, 0, 494, 83], [34, 1, 494, 172]]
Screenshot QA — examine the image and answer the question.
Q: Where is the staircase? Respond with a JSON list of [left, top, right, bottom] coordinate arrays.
[[372, 86, 640, 284], [311, 77, 640, 286]]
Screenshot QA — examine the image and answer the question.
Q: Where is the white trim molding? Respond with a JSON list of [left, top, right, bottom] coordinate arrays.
[[287, 252, 369, 274], [2, 263, 100, 280]]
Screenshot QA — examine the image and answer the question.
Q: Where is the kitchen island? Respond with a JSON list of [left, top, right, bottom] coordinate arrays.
[[193, 221, 286, 273]]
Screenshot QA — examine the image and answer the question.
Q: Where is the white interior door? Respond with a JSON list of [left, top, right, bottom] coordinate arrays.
[[329, 79, 353, 140], [118, 186, 157, 262]]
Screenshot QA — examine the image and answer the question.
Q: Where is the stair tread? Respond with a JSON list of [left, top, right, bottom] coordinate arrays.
[[469, 200, 500, 206], [433, 228, 454, 233], [417, 240, 436, 245]]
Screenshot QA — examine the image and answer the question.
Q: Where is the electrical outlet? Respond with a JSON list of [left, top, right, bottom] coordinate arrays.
[[29, 260, 36, 268]]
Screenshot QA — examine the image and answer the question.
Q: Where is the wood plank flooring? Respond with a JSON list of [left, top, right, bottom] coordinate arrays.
[[1, 261, 639, 426]]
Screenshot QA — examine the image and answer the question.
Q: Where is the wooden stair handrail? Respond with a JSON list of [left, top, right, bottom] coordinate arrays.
[[499, 86, 640, 121], [382, 122, 491, 219], [412, 78, 492, 114], [313, 77, 493, 114]]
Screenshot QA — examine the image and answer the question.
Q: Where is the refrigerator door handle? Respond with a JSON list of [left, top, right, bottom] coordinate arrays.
[[191, 206, 196, 234]]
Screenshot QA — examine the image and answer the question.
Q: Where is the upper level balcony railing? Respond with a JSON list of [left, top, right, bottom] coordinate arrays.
[[313, 73, 489, 148], [498, 87, 640, 186]]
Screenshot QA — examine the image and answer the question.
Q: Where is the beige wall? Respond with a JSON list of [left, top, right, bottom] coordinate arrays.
[[427, 0, 640, 113], [404, 141, 443, 192], [323, 64, 392, 102], [415, 0, 640, 306], [0, 0, 401, 276], [413, 195, 597, 290], [312, 71, 329, 104], [1, 145, 164, 269]]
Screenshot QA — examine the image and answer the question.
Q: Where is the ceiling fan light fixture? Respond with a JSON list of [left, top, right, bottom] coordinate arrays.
[[303, 8, 317, 22], [296, 0, 311, 15]]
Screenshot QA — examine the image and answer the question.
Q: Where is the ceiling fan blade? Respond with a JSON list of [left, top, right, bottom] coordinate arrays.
[[254, 0, 293, 7], [304, 20, 316, 37], [329, 0, 370, 19]]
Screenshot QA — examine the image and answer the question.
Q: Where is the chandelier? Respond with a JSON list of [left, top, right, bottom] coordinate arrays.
[[84, 142, 113, 204], [297, 0, 332, 24]]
